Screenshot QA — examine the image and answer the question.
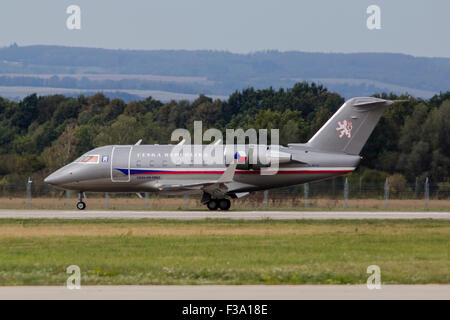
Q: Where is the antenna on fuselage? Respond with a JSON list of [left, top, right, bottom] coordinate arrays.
[[135, 139, 142, 145]]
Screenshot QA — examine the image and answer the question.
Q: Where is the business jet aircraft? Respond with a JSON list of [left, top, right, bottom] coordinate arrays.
[[45, 97, 393, 210]]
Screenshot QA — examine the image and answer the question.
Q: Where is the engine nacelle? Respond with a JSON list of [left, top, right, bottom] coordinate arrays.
[[249, 146, 292, 167], [223, 145, 292, 169]]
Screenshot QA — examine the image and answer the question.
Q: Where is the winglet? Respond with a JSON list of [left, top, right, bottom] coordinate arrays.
[[217, 161, 237, 183]]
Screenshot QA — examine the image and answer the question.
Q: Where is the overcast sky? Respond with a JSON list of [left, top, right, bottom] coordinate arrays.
[[1, 0, 449, 57]]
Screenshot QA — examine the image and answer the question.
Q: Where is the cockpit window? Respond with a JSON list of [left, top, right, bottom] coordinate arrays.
[[75, 155, 99, 163]]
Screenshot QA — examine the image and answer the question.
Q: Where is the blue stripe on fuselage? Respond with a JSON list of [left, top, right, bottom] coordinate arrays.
[[115, 168, 167, 175]]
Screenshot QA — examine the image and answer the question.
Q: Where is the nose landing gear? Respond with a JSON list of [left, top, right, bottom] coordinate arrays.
[[76, 192, 86, 210], [76, 201, 86, 210]]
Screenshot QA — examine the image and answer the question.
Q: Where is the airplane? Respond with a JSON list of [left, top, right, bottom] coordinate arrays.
[[44, 97, 394, 210]]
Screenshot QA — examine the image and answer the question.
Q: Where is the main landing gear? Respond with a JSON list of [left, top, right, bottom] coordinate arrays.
[[206, 198, 231, 211], [201, 193, 232, 211], [76, 192, 86, 210]]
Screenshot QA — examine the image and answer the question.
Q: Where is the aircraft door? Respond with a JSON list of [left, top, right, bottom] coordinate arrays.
[[111, 146, 132, 182]]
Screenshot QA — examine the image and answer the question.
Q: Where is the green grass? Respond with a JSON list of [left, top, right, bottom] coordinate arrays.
[[0, 219, 448, 285]]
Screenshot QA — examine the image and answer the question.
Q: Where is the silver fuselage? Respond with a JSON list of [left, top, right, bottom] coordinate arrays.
[[45, 144, 360, 195]]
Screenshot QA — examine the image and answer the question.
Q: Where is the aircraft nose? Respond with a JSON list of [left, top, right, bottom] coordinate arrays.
[[44, 172, 61, 186], [44, 167, 75, 186], [44, 162, 89, 187]]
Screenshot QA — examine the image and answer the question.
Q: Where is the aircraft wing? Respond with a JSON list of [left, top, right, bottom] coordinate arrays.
[[154, 162, 238, 197]]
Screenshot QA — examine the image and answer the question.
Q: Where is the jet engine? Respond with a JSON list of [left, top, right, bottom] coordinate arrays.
[[224, 145, 292, 169]]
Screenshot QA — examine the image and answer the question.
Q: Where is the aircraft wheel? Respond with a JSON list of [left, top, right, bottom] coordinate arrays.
[[207, 200, 219, 210], [76, 201, 86, 210], [218, 199, 231, 211]]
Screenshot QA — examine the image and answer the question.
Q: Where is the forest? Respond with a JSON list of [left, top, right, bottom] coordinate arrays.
[[0, 82, 449, 191]]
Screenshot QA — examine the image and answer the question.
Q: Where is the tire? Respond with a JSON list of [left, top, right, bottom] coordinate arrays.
[[207, 200, 219, 210], [218, 199, 231, 210], [76, 201, 86, 210]]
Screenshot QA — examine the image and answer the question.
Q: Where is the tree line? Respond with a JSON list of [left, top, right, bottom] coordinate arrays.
[[0, 82, 449, 189]]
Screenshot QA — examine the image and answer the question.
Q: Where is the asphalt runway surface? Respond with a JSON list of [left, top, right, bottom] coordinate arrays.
[[0, 209, 448, 220], [0, 285, 448, 300]]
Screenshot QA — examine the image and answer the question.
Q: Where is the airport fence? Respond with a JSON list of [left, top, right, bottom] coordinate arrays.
[[0, 176, 448, 210]]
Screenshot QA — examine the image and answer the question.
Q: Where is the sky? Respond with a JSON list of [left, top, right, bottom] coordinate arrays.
[[0, 0, 449, 57]]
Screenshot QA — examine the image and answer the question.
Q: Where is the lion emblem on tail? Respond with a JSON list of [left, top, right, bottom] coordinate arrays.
[[336, 120, 352, 138]]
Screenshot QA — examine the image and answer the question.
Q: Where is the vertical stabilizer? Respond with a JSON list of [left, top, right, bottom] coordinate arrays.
[[306, 97, 392, 155]]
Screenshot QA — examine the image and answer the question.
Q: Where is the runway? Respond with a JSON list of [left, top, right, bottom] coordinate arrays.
[[0, 209, 448, 220], [0, 285, 448, 300]]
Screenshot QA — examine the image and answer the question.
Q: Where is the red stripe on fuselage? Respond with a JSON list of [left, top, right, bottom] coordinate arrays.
[[131, 170, 353, 175]]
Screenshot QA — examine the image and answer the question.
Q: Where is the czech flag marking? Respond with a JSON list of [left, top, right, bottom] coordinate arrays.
[[234, 151, 247, 163]]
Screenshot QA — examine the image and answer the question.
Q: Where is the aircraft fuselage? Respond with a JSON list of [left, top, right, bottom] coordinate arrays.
[[45, 144, 360, 194]]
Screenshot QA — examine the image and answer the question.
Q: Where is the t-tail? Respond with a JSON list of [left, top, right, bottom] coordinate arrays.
[[306, 97, 393, 155]]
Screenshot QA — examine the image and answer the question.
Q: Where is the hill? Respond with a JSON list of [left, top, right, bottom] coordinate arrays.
[[0, 45, 449, 100]]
